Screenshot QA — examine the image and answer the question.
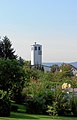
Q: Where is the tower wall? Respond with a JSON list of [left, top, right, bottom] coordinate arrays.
[[31, 42, 42, 66]]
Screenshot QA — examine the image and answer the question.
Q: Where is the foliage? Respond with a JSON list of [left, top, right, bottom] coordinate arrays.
[[51, 64, 59, 73], [18, 57, 24, 66], [22, 63, 77, 115], [60, 64, 73, 77], [0, 90, 10, 117], [0, 36, 17, 59], [0, 36, 77, 117], [0, 59, 25, 103], [22, 78, 54, 114], [47, 102, 58, 116], [23, 61, 31, 83], [71, 95, 77, 116], [29, 67, 44, 80], [57, 92, 72, 116], [23, 63, 44, 86], [25, 91, 53, 114]]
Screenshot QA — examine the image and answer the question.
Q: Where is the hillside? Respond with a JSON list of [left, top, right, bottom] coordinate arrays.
[[43, 62, 77, 68]]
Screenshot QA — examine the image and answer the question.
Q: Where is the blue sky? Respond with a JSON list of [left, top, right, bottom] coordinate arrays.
[[0, 0, 77, 62]]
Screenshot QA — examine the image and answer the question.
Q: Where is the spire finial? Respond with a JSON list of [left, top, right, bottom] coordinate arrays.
[[35, 42, 36, 44]]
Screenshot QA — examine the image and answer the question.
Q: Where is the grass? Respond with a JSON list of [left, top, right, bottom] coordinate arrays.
[[15, 104, 26, 113], [0, 112, 77, 120]]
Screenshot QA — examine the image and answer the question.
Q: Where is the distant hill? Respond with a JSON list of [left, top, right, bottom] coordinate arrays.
[[70, 62, 77, 68], [43, 62, 77, 68]]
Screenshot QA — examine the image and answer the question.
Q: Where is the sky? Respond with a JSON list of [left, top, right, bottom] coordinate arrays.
[[0, 0, 77, 62]]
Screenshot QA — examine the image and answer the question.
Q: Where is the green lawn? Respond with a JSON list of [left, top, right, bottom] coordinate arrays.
[[0, 112, 77, 120]]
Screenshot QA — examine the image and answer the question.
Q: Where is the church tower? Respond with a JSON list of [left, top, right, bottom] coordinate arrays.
[[31, 42, 42, 66]]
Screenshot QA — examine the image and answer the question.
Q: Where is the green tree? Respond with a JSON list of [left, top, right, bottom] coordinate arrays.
[[22, 76, 54, 114], [18, 57, 24, 66], [23, 61, 44, 81], [51, 64, 59, 73], [0, 36, 17, 59], [60, 64, 73, 77], [0, 59, 25, 102], [23, 61, 31, 82]]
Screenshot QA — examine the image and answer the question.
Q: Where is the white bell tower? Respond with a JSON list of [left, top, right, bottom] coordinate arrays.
[[31, 42, 42, 66]]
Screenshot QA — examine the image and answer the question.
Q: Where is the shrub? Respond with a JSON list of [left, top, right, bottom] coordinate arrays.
[[25, 96, 46, 114], [0, 90, 10, 117], [25, 91, 53, 114], [71, 95, 77, 116], [57, 92, 72, 116], [47, 102, 58, 116]]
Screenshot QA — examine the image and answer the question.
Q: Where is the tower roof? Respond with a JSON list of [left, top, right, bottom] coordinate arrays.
[[31, 42, 42, 46]]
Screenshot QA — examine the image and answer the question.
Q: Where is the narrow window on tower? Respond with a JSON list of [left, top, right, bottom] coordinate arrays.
[[38, 47, 40, 50], [35, 46, 37, 50]]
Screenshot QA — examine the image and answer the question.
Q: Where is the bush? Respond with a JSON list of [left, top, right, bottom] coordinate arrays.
[[25, 91, 53, 114], [71, 96, 77, 116], [25, 97, 46, 114], [57, 92, 72, 116], [47, 102, 58, 116], [0, 90, 10, 117]]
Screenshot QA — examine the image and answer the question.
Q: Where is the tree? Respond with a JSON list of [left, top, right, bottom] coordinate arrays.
[[0, 59, 25, 102], [22, 75, 54, 114], [18, 57, 24, 66], [60, 64, 73, 77], [0, 36, 17, 59], [51, 64, 60, 73]]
